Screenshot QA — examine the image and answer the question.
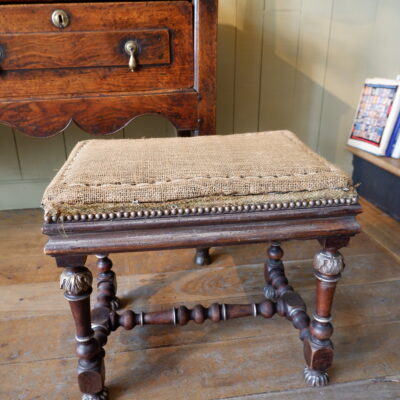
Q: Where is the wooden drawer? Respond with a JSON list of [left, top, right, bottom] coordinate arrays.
[[0, 30, 170, 70], [0, 1, 193, 99]]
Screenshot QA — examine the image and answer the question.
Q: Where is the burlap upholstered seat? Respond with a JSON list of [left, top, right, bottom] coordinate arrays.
[[42, 131, 356, 219]]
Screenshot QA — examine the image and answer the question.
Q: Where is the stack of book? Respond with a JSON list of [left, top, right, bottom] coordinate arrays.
[[348, 78, 400, 158]]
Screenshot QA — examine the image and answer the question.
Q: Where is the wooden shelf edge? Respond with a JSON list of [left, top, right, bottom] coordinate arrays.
[[346, 146, 400, 178]]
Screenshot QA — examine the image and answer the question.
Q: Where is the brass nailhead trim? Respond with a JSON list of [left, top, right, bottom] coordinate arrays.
[[44, 196, 359, 223]]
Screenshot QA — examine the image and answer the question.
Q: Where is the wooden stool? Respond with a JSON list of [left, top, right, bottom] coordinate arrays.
[[42, 131, 361, 399]]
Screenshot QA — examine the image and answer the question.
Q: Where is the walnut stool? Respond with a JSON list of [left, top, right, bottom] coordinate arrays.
[[42, 131, 361, 399]]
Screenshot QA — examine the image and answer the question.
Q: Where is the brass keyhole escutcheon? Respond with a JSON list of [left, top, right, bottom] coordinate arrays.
[[124, 40, 138, 72], [51, 10, 70, 29]]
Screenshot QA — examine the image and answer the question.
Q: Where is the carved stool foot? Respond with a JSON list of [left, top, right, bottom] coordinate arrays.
[[304, 367, 329, 387], [263, 284, 277, 302], [194, 248, 212, 266], [82, 387, 109, 400]]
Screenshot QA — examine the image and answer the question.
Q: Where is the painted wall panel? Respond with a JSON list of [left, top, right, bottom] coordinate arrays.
[[233, 0, 264, 133], [259, 8, 301, 131], [266, 0, 302, 11], [14, 130, 66, 180], [123, 115, 176, 139], [318, 0, 378, 173], [0, 127, 21, 181], [291, 0, 333, 150], [216, 0, 237, 134], [366, 0, 400, 78], [0, 180, 48, 211]]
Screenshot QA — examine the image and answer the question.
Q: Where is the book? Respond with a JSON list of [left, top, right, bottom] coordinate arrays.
[[385, 111, 400, 157], [348, 78, 400, 156], [392, 127, 400, 158]]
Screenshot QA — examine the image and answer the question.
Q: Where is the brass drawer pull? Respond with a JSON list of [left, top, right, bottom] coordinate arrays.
[[124, 40, 138, 72], [51, 10, 70, 29]]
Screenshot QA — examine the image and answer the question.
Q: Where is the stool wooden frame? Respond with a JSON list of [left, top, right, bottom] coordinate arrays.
[[43, 200, 361, 399]]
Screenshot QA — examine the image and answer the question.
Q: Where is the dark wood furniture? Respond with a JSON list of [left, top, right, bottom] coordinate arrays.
[[44, 201, 361, 398], [40, 128, 362, 399], [1, 0, 217, 266], [0, 0, 217, 137]]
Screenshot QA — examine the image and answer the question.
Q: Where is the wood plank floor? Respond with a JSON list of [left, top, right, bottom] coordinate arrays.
[[0, 198, 399, 399]]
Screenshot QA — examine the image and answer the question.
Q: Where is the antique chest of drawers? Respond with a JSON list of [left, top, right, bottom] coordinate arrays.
[[0, 0, 217, 137]]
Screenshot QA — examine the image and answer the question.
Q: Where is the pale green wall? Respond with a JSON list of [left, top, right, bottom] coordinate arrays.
[[1, 0, 400, 210]]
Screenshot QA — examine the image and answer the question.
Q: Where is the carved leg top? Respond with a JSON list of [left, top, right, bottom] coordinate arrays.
[[314, 250, 344, 277], [60, 266, 93, 300]]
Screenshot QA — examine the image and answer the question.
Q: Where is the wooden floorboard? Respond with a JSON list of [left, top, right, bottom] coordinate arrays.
[[0, 231, 387, 285], [1, 320, 399, 399], [228, 375, 400, 399], [1, 278, 400, 367], [358, 198, 400, 261], [0, 201, 400, 399]]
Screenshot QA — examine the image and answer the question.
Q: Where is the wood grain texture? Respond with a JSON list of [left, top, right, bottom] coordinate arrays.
[[0, 29, 171, 70], [1, 91, 199, 137], [0, 204, 400, 398], [228, 376, 400, 400], [1, 317, 399, 398], [0, 64, 193, 99], [0, 0, 202, 143], [347, 146, 400, 178], [0, 2, 192, 33], [43, 205, 362, 235], [3, 277, 400, 361], [0, 2, 193, 98], [194, 0, 218, 134], [3, 250, 400, 316], [0, 231, 385, 285], [358, 198, 400, 260], [43, 212, 361, 256]]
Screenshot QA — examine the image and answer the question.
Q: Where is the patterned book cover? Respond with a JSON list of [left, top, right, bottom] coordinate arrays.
[[348, 78, 400, 156]]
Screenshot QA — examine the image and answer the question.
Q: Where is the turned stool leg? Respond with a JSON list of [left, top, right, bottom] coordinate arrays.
[[59, 260, 108, 400], [263, 241, 284, 302], [95, 254, 120, 311], [303, 236, 349, 387], [264, 242, 310, 340], [194, 247, 212, 266]]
